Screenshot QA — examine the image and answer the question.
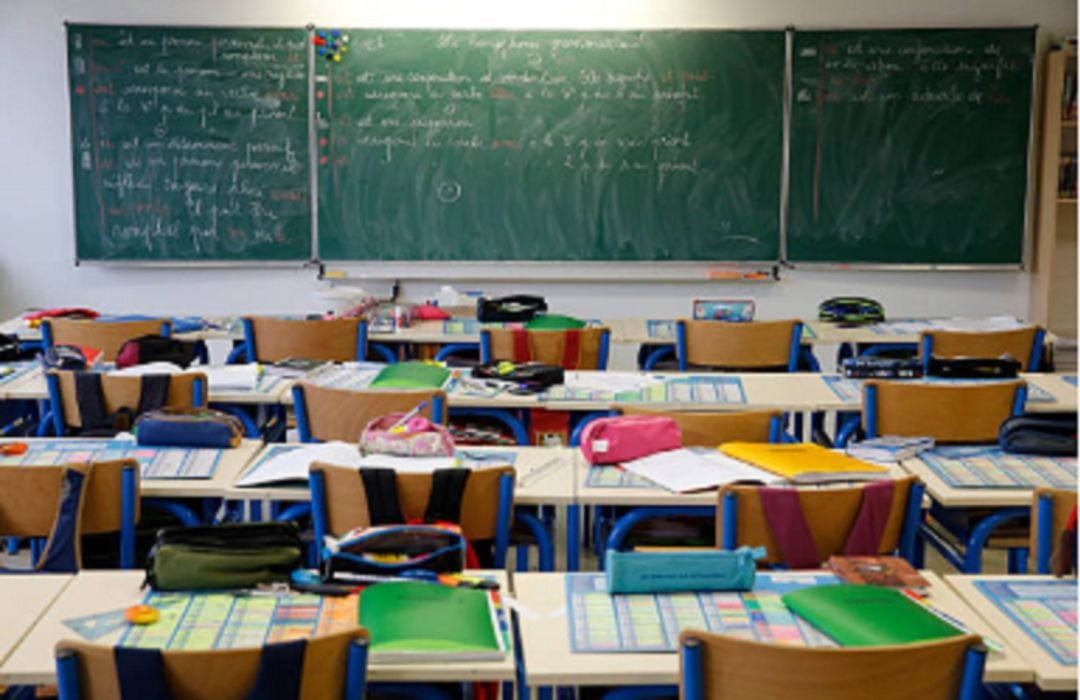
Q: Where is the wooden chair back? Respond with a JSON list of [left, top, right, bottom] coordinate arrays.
[[617, 407, 781, 447], [311, 461, 514, 541], [245, 317, 364, 362], [716, 477, 917, 567], [677, 320, 800, 370], [920, 327, 1042, 369], [1031, 487, 1078, 573], [680, 629, 980, 700], [44, 318, 170, 361], [0, 459, 138, 539], [483, 327, 610, 369], [55, 628, 368, 700], [51, 371, 205, 430], [295, 382, 444, 442], [865, 380, 1022, 443]]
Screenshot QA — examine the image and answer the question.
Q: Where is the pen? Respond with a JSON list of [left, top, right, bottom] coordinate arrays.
[[388, 401, 428, 432]]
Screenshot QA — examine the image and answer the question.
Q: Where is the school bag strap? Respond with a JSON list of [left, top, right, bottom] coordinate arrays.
[[358, 468, 406, 525], [74, 373, 171, 435], [424, 469, 471, 523], [509, 328, 582, 368], [757, 481, 897, 568], [74, 372, 110, 435]]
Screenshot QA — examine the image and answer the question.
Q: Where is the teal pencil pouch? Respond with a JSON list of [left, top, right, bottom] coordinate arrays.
[[605, 547, 764, 594]]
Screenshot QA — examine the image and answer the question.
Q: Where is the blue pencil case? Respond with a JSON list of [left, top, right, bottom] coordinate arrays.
[[136, 408, 243, 448], [605, 547, 764, 594]]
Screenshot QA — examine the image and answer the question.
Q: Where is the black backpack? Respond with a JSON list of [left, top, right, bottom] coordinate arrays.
[[999, 413, 1077, 456], [116, 334, 199, 369], [73, 373, 172, 437], [477, 295, 547, 323]]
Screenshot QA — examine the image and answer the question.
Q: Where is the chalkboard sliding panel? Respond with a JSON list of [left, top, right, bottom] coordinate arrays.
[[317, 29, 785, 263], [66, 23, 313, 264], [786, 27, 1036, 267]]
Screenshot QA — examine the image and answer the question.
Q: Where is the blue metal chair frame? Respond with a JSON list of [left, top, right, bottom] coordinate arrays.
[[1034, 491, 1059, 574], [55, 636, 371, 700]]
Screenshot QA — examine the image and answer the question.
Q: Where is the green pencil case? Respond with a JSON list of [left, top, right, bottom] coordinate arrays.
[[605, 547, 763, 594]]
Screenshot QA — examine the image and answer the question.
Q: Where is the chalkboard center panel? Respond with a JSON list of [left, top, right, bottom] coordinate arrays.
[[67, 25, 312, 261], [316, 30, 785, 262]]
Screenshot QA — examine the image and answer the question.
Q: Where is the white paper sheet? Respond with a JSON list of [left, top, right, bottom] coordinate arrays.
[[356, 454, 459, 473], [563, 371, 663, 393], [236, 441, 361, 486], [620, 447, 782, 493]]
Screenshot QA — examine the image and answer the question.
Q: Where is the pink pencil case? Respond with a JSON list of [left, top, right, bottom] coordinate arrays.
[[580, 415, 681, 465]]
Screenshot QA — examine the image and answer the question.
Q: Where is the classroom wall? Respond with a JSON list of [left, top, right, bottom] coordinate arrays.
[[0, 1, 1075, 343]]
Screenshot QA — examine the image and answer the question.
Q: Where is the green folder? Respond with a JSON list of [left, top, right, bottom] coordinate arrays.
[[359, 582, 506, 661], [781, 584, 965, 647], [525, 314, 586, 330], [370, 362, 451, 390]]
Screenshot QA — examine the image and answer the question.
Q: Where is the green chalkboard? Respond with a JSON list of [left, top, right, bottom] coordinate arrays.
[[787, 29, 1035, 265], [67, 25, 311, 262], [316, 30, 784, 261]]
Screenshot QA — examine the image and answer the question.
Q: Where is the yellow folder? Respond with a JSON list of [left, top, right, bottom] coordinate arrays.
[[719, 442, 889, 483]]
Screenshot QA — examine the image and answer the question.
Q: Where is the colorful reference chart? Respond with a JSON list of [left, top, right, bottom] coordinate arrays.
[[865, 318, 1025, 336], [546, 376, 745, 404], [585, 466, 653, 489], [646, 320, 676, 339], [120, 591, 358, 650], [302, 363, 384, 391], [0, 439, 221, 479], [974, 579, 1077, 666], [567, 572, 837, 652], [919, 447, 1077, 489], [822, 376, 1053, 403]]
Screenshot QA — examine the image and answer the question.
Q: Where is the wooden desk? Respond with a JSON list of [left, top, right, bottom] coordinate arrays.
[[0, 569, 513, 686], [0, 575, 72, 672], [1, 366, 289, 406], [512, 570, 1033, 689], [946, 575, 1077, 692], [0, 438, 263, 500], [227, 445, 575, 507]]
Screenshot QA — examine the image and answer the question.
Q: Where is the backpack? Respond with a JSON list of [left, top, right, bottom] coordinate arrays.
[[477, 295, 547, 323], [116, 334, 199, 369], [73, 373, 171, 436], [999, 413, 1077, 456]]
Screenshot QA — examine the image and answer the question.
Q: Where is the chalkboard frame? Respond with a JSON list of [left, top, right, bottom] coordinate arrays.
[[781, 25, 1038, 270], [65, 21, 318, 266], [61, 22, 1039, 271]]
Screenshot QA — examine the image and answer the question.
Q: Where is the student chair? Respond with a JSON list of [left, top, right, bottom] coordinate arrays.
[[920, 326, 1046, 373], [678, 629, 986, 700], [45, 370, 208, 438], [479, 326, 611, 370], [42, 318, 172, 362], [55, 628, 370, 700], [835, 379, 1027, 447], [239, 316, 394, 364], [309, 461, 515, 569], [291, 382, 446, 443], [715, 476, 924, 568], [1031, 487, 1078, 574], [597, 410, 792, 566], [0, 459, 139, 571], [671, 319, 803, 372]]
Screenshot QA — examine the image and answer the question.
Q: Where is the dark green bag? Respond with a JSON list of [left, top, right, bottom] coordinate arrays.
[[144, 522, 302, 591]]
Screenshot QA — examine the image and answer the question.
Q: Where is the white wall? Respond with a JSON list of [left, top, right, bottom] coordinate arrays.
[[0, 0, 1074, 330]]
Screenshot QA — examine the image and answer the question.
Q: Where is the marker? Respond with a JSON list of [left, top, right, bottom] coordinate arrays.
[[388, 401, 429, 433]]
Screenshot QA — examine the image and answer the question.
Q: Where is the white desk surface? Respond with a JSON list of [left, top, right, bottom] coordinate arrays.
[[946, 575, 1077, 692], [0, 438, 263, 499], [0, 366, 290, 405], [227, 444, 576, 506], [512, 570, 1032, 688], [0, 569, 513, 685], [0, 575, 73, 672]]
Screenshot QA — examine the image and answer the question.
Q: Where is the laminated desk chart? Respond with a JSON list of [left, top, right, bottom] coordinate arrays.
[[120, 592, 358, 649], [918, 447, 1077, 489], [584, 466, 653, 489], [0, 361, 38, 389], [822, 376, 1054, 403], [0, 440, 221, 479], [545, 376, 746, 404], [301, 363, 383, 391], [567, 572, 836, 652], [974, 579, 1077, 665]]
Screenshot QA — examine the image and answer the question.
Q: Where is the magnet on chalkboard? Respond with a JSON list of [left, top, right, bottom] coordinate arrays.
[[331, 30, 340, 38], [325, 54, 334, 61], [318, 46, 326, 55], [341, 46, 348, 53], [314, 36, 327, 46], [316, 29, 326, 38]]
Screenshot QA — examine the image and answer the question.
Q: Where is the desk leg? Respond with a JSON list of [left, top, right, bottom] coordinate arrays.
[[566, 504, 581, 572]]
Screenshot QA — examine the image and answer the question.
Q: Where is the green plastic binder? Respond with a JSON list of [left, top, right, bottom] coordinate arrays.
[[525, 315, 587, 331], [370, 362, 451, 390], [359, 582, 506, 661], [781, 584, 965, 647]]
